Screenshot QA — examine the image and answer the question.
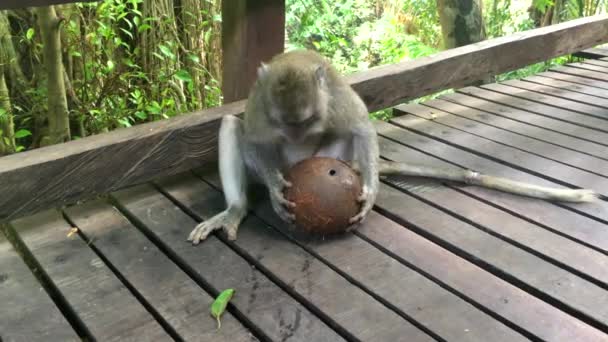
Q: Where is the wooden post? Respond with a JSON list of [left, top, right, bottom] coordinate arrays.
[[221, 0, 285, 103]]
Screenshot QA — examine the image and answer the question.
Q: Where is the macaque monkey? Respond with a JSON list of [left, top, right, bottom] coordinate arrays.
[[188, 49, 597, 244]]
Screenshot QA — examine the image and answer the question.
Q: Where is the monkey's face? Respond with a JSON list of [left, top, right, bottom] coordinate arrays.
[[265, 66, 328, 143]]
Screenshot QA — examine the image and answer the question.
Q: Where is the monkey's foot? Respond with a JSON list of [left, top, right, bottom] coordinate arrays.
[[188, 210, 243, 244], [349, 185, 376, 225]]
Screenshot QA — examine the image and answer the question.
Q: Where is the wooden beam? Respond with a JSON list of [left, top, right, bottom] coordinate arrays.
[[1, 15, 608, 221], [221, 0, 285, 103], [349, 15, 608, 112], [0, 0, 98, 10]]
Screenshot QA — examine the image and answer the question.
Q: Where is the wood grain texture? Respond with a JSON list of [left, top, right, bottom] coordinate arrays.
[[457, 86, 608, 133], [536, 70, 608, 89], [0, 233, 80, 342], [439, 91, 608, 145], [156, 175, 434, 342], [501, 79, 608, 109], [573, 47, 608, 59], [582, 59, 608, 69], [0, 0, 98, 10], [552, 65, 608, 82], [375, 120, 608, 253], [110, 184, 345, 342], [222, 0, 285, 102], [2, 16, 608, 222], [522, 75, 608, 99], [568, 62, 608, 73], [0, 101, 239, 221], [8, 210, 171, 341], [199, 171, 529, 342], [63, 200, 256, 342], [365, 187, 608, 342], [412, 99, 608, 174]]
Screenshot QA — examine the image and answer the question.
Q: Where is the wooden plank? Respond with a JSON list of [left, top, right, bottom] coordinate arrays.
[[199, 171, 528, 342], [0, 0, 98, 10], [414, 100, 608, 174], [582, 59, 608, 69], [457, 86, 608, 132], [573, 47, 608, 59], [1, 16, 608, 223], [8, 210, 171, 341], [222, 0, 285, 103], [522, 75, 608, 99], [110, 184, 345, 342], [360, 210, 607, 342], [154, 175, 435, 341], [374, 136, 608, 287], [535, 70, 608, 89], [0, 233, 80, 342], [439, 91, 608, 147], [348, 15, 608, 111], [63, 200, 256, 342], [375, 119, 608, 246], [501, 79, 608, 108], [374, 178, 608, 330], [480, 82, 608, 119], [552, 65, 608, 82], [568, 62, 608, 73]]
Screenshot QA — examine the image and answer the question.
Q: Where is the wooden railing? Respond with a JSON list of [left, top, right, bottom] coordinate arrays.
[[0, 0, 607, 221]]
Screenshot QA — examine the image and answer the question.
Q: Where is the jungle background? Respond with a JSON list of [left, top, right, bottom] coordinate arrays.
[[0, 0, 606, 155]]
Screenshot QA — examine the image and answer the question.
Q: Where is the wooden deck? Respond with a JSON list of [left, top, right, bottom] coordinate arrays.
[[3, 57, 608, 342]]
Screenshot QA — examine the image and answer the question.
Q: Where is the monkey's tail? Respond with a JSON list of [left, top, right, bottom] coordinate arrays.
[[378, 160, 598, 203]]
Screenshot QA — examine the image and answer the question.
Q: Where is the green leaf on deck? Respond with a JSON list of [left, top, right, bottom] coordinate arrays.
[[210, 288, 235, 330]]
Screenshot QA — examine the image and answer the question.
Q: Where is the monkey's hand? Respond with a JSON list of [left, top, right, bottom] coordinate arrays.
[[188, 210, 244, 244], [349, 180, 379, 227], [267, 171, 297, 224]]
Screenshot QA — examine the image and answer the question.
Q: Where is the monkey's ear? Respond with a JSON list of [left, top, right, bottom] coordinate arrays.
[[257, 63, 270, 80], [315, 65, 327, 87]]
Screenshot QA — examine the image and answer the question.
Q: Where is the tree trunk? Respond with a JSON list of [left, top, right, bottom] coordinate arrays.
[[0, 69, 15, 155], [437, 0, 490, 84], [36, 5, 70, 145], [437, 0, 486, 49]]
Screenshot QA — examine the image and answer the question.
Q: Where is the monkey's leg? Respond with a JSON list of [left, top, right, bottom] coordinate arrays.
[[379, 160, 598, 203], [188, 115, 249, 244]]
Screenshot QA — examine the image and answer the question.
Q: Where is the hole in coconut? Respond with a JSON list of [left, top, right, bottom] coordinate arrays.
[[329, 169, 337, 176]]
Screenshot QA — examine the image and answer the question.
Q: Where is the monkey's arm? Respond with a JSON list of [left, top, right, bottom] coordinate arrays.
[[349, 121, 381, 224], [379, 160, 598, 203]]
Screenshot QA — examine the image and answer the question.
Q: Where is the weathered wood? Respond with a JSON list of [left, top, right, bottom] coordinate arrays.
[[0, 0, 98, 10], [2, 16, 608, 221], [375, 120, 608, 250], [393, 104, 608, 195], [457, 86, 608, 133], [573, 47, 608, 59], [373, 181, 608, 329], [222, 0, 285, 102], [0, 101, 236, 221], [199, 171, 528, 342], [501, 79, 608, 109], [568, 62, 608, 73], [0, 233, 80, 342], [110, 184, 346, 342], [536, 70, 608, 89], [364, 188, 608, 341], [482, 82, 608, 120], [63, 200, 256, 342], [413, 100, 608, 174], [440, 91, 608, 146], [156, 175, 435, 341], [8, 210, 171, 340], [523, 75, 608, 99], [582, 59, 608, 69], [552, 65, 608, 82], [348, 15, 608, 110]]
